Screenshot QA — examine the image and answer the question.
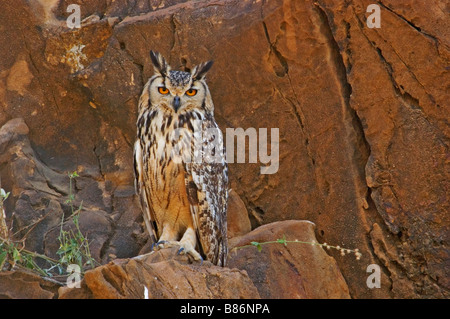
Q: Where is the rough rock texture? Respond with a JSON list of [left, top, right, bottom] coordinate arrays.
[[0, 118, 144, 264], [227, 189, 252, 239], [0, 0, 448, 298], [0, 270, 59, 299], [228, 220, 351, 299], [58, 247, 260, 299]]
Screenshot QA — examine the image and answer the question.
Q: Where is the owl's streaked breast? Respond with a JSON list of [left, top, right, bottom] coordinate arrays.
[[137, 107, 205, 231]]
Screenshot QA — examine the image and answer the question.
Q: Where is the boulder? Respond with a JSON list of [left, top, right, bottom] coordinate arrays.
[[228, 220, 351, 299], [0, 270, 59, 299]]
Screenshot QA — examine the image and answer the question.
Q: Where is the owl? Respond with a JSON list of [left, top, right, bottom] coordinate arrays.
[[133, 51, 228, 266]]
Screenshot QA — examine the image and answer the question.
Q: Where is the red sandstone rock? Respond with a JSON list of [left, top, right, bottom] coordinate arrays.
[[58, 248, 260, 299], [0, 270, 58, 299], [228, 220, 351, 299], [227, 189, 252, 239]]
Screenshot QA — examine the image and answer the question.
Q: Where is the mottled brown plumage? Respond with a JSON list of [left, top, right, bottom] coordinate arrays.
[[134, 51, 228, 266]]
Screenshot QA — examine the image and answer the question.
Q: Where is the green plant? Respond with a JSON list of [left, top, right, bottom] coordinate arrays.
[[0, 171, 98, 279], [55, 171, 97, 273], [0, 239, 59, 276], [234, 234, 362, 260], [1, 187, 60, 275]]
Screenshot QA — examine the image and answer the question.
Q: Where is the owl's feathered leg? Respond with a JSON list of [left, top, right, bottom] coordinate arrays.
[[153, 224, 179, 249], [176, 227, 203, 262], [152, 225, 203, 263]]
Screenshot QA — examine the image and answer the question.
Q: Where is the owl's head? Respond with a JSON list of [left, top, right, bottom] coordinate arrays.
[[147, 50, 214, 115]]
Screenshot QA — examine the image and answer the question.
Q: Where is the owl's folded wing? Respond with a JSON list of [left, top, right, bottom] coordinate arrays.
[[134, 140, 158, 245], [184, 117, 228, 266]]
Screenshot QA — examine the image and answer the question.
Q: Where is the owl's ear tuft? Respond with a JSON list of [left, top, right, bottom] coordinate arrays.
[[150, 50, 170, 77], [192, 60, 214, 81]]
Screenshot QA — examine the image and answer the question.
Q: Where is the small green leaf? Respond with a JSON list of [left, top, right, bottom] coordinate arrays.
[[277, 235, 287, 246], [251, 241, 262, 252], [68, 171, 79, 178], [12, 247, 21, 262]]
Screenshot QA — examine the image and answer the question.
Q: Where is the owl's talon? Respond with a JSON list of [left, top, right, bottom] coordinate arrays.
[[177, 246, 203, 265], [151, 241, 162, 251], [178, 243, 202, 262], [152, 240, 178, 251], [155, 240, 167, 250]]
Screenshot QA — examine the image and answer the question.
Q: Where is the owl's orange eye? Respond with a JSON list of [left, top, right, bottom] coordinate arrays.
[[185, 88, 197, 96], [158, 87, 169, 95]]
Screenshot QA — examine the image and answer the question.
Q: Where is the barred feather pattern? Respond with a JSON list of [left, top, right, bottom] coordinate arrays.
[[185, 116, 228, 266]]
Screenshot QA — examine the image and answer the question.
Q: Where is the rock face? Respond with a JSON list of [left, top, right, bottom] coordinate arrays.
[[0, 118, 144, 264], [0, 0, 448, 298], [228, 220, 351, 299], [227, 189, 252, 239]]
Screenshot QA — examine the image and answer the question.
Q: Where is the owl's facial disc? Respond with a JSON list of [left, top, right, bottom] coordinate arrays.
[[150, 69, 206, 114]]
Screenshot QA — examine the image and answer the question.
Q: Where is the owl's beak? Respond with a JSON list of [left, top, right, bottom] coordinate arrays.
[[173, 96, 181, 112]]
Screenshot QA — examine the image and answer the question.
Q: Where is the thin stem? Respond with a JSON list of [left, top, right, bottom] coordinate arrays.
[[232, 236, 362, 260]]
